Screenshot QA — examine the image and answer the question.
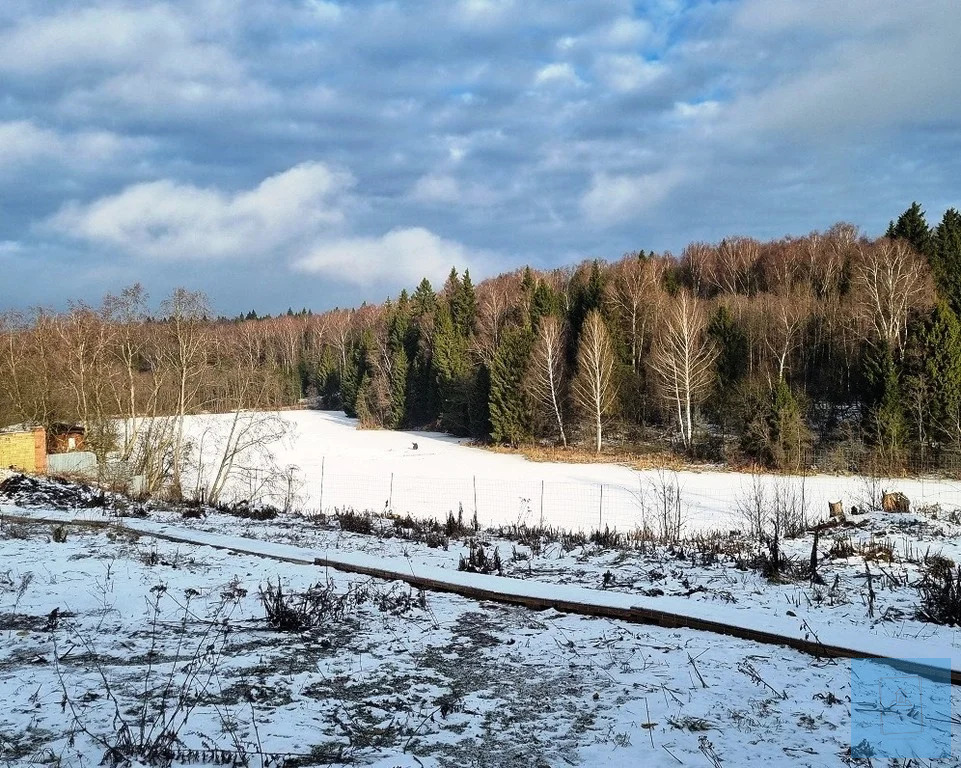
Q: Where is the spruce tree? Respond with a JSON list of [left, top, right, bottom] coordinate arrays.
[[906, 301, 961, 450], [488, 327, 534, 446], [889, 202, 933, 257], [707, 305, 748, 436], [432, 304, 472, 435], [933, 208, 961, 315], [863, 343, 908, 467]]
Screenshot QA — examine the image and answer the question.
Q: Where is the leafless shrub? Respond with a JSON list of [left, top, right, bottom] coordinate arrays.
[[917, 559, 961, 626], [53, 586, 260, 767]]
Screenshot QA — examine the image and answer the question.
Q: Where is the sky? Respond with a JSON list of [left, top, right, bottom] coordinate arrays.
[[0, 0, 959, 315]]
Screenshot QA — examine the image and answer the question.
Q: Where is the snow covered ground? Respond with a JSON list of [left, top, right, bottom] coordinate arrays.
[[180, 409, 961, 534], [2, 409, 959, 766], [3, 511, 957, 767]]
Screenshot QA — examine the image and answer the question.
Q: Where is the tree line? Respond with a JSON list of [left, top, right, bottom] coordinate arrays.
[[2, 202, 960, 476]]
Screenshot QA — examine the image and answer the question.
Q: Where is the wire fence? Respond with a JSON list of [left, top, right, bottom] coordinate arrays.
[[237, 460, 961, 537]]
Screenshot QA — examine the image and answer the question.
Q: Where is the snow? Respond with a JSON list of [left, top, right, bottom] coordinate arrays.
[[3, 408, 961, 765], [179, 409, 961, 535], [7, 506, 959, 679], [4, 511, 958, 766]]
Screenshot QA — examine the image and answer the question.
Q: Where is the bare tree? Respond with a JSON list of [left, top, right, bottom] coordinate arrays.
[[572, 310, 616, 453], [853, 239, 932, 349], [103, 284, 149, 457], [649, 291, 717, 450], [527, 315, 568, 446], [606, 255, 663, 373], [159, 289, 211, 497]]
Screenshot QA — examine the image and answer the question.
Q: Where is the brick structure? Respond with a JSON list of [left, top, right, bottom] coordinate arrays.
[[0, 425, 47, 473]]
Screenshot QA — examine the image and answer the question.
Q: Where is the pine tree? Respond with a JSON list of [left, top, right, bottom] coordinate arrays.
[[488, 327, 534, 446], [933, 208, 961, 315]]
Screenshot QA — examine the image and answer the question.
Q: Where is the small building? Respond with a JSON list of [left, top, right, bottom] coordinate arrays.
[[47, 423, 86, 454], [0, 424, 47, 473]]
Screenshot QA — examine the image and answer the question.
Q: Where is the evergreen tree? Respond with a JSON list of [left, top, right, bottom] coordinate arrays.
[[567, 260, 605, 362], [706, 305, 749, 436], [341, 333, 373, 418], [888, 202, 933, 257], [933, 208, 961, 315], [863, 342, 908, 467], [905, 301, 961, 451], [488, 327, 534, 446], [388, 345, 409, 429], [447, 268, 477, 337], [432, 304, 473, 435], [740, 378, 811, 470], [530, 279, 560, 329], [406, 279, 439, 425]]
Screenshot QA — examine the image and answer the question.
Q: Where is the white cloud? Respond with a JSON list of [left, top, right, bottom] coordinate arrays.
[[594, 54, 664, 93], [534, 62, 582, 87], [293, 227, 486, 286], [718, 0, 961, 140], [600, 17, 653, 48], [0, 4, 274, 117], [0, 120, 151, 172], [409, 173, 497, 206], [307, 1, 344, 23], [47, 162, 353, 261], [581, 169, 685, 225], [0, 6, 202, 75], [411, 174, 461, 203]]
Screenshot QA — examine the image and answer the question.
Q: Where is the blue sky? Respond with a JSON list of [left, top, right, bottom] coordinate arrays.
[[0, 0, 958, 313]]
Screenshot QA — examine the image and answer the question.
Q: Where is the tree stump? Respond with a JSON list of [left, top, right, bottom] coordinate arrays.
[[828, 500, 844, 522], [881, 491, 910, 513]]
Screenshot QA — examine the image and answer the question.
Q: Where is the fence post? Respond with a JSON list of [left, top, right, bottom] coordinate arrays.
[[599, 484, 604, 531], [389, 472, 394, 512], [473, 475, 478, 517], [540, 480, 545, 528], [319, 457, 325, 514]]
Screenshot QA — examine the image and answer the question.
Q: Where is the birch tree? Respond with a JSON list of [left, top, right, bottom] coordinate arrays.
[[649, 291, 716, 450], [854, 239, 931, 350], [527, 315, 568, 446], [572, 310, 616, 453], [159, 288, 210, 497]]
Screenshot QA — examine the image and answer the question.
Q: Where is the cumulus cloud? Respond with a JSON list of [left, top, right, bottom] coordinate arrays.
[[1, 0, 959, 311], [0, 120, 151, 172], [581, 170, 686, 226], [293, 227, 488, 286], [47, 163, 353, 261]]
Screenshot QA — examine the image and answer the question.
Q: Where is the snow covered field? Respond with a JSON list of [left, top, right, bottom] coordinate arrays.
[[182, 410, 961, 534]]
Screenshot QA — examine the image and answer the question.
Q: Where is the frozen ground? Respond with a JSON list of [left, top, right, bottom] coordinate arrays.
[[3, 513, 958, 768], [179, 409, 961, 534]]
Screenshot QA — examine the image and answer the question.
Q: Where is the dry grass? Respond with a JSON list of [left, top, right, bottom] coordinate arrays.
[[480, 443, 693, 472]]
